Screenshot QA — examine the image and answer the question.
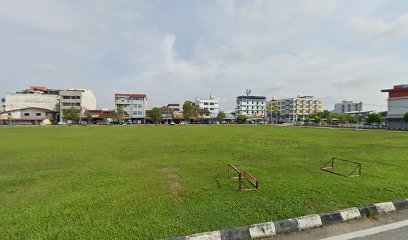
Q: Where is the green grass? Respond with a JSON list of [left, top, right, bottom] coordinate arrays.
[[0, 126, 407, 239]]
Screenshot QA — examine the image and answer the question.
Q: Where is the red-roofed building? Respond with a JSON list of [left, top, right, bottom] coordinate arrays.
[[85, 110, 115, 124], [381, 84, 408, 129]]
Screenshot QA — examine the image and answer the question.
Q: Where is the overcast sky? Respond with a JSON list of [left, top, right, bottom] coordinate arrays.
[[1, 0, 408, 111]]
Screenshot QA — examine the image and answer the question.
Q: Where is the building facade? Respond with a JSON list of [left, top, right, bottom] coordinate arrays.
[[197, 108, 211, 119], [0, 107, 56, 125], [268, 96, 323, 122], [3, 86, 61, 112], [167, 103, 181, 112], [235, 95, 266, 117], [114, 93, 147, 120], [60, 89, 96, 122], [333, 100, 363, 114], [195, 96, 220, 114], [381, 84, 408, 130]]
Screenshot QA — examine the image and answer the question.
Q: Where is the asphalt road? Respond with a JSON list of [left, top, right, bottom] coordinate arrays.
[[265, 209, 408, 240], [356, 225, 408, 240], [322, 220, 408, 240]]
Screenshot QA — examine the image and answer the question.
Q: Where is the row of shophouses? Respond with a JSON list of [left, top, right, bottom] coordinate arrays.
[[1, 85, 408, 129]]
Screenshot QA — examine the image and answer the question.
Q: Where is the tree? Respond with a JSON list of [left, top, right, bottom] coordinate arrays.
[[326, 116, 333, 125], [404, 112, 408, 123], [84, 112, 93, 124], [236, 115, 248, 123], [182, 101, 198, 119], [366, 113, 383, 125], [337, 114, 347, 124], [113, 107, 125, 122], [150, 107, 162, 124], [320, 111, 331, 119], [346, 115, 357, 124], [304, 117, 311, 123], [217, 111, 226, 121], [313, 115, 321, 124], [62, 107, 80, 123]]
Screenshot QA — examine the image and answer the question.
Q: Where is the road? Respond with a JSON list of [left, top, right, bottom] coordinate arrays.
[[265, 209, 408, 240]]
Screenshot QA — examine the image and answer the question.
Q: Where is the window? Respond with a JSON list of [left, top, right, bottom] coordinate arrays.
[[204, 102, 209, 105], [24, 113, 30, 116], [138, 104, 142, 108], [76, 96, 81, 99], [210, 108, 214, 110], [210, 102, 215, 105], [36, 113, 41, 116], [63, 96, 70, 99]]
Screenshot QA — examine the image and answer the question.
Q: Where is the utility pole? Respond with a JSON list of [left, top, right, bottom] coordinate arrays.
[[356, 101, 362, 130]]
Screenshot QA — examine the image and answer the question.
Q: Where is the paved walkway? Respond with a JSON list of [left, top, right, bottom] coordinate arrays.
[[264, 209, 408, 240]]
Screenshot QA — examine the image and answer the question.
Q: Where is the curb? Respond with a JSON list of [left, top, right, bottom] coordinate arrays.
[[165, 198, 408, 240]]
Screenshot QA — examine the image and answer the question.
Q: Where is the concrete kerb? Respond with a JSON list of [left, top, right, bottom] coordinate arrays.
[[165, 199, 408, 240], [186, 231, 222, 240], [248, 222, 276, 238], [296, 214, 322, 230]]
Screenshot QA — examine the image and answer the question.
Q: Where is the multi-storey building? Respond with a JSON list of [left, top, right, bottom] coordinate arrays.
[[333, 100, 363, 114], [3, 86, 61, 113], [235, 95, 266, 118], [60, 89, 96, 121], [167, 103, 181, 112], [266, 98, 279, 118], [114, 93, 147, 120], [268, 96, 323, 122], [381, 84, 408, 129], [195, 96, 220, 114]]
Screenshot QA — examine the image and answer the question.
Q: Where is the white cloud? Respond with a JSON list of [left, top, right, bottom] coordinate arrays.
[[349, 13, 408, 42], [0, 0, 406, 112]]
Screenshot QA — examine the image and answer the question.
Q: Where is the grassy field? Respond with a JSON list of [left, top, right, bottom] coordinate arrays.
[[1, 126, 407, 239]]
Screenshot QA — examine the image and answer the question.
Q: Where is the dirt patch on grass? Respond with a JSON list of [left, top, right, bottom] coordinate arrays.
[[168, 174, 182, 201], [160, 168, 182, 201], [160, 168, 180, 173]]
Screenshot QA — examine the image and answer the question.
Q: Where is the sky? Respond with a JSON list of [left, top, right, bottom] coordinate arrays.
[[1, 0, 408, 112]]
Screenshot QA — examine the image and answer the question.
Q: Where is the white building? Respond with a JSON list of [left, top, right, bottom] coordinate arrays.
[[195, 96, 220, 114], [3, 86, 61, 112], [0, 107, 56, 125], [333, 100, 363, 114], [114, 93, 147, 120], [60, 89, 97, 121], [235, 95, 266, 118], [167, 103, 181, 112]]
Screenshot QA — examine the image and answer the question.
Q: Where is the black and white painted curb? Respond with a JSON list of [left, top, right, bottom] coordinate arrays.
[[166, 198, 408, 240]]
